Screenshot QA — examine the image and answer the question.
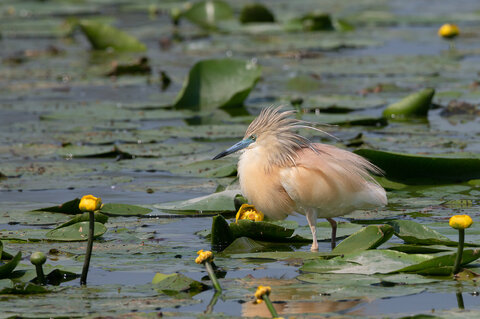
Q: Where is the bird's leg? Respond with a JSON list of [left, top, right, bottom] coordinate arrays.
[[306, 209, 318, 251], [327, 218, 337, 249]]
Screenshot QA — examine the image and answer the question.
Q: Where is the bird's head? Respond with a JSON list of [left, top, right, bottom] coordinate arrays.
[[213, 107, 326, 165]]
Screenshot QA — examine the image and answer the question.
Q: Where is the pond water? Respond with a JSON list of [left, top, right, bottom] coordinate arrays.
[[1, 0, 480, 318]]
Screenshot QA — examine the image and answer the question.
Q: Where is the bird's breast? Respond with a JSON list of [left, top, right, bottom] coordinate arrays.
[[238, 150, 294, 219]]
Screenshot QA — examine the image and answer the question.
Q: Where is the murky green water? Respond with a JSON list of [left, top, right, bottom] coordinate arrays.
[[1, 0, 480, 318]]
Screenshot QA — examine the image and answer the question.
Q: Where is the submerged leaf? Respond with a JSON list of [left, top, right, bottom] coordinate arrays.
[[79, 20, 146, 52], [174, 58, 261, 110], [355, 149, 480, 184]]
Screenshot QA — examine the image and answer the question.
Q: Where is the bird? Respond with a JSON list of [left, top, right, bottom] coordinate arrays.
[[213, 106, 387, 251]]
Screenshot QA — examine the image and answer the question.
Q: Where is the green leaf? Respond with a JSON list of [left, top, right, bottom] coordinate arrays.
[[45, 221, 107, 241], [393, 249, 480, 274], [231, 251, 335, 261], [0, 281, 49, 295], [354, 149, 480, 184], [152, 273, 205, 293], [100, 203, 152, 216], [388, 244, 452, 254], [173, 58, 261, 110], [155, 190, 241, 215], [79, 20, 146, 52], [221, 237, 265, 254], [383, 88, 435, 118], [229, 220, 295, 242], [170, 159, 237, 178], [332, 225, 394, 254], [388, 220, 457, 246], [54, 211, 108, 230], [33, 198, 82, 215], [239, 3, 275, 24], [0, 252, 21, 279], [211, 215, 234, 252], [182, 0, 234, 29]]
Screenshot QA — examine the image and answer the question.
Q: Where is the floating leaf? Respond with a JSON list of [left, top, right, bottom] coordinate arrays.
[[173, 58, 261, 110], [388, 220, 457, 246], [394, 249, 480, 275], [221, 237, 264, 254], [79, 20, 146, 52], [45, 222, 107, 241], [182, 0, 234, 29], [229, 220, 295, 242], [354, 149, 480, 184], [152, 273, 205, 294], [211, 215, 234, 251], [100, 203, 152, 216], [332, 225, 394, 254], [0, 252, 21, 279], [239, 3, 275, 24], [33, 198, 82, 215], [292, 222, 363, 241], [287, 12, 334, 32], [170, 159, 237, 178], [0, 281, 48, 295], [106, 56, 151, 76], [383, 88, 435, 118], [54, 211, 108, 230], [155, 190, 242, 215]]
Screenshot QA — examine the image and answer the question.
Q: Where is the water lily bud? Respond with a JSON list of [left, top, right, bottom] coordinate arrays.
[[235, 204, 264, 223], [438, 24, 459, 39], [79, 195, 102, 212], [30, 251, 47, 266], [195, 249, 214, 264], [449, 215, 473, 230]]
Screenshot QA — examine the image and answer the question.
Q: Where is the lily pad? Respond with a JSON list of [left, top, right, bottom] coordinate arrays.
[[211, 215, 234, 251], [229, 219, 295, 242], [79, 20, 146, 52], [33, 198, 82, 215], [170, 159, 237, 178], [45, 221, 107, 241], [383, 88, 435, 119], [152, 273, 205, 294], [54, 211, 109, 230], [100, 203, 152, 216], [332, 224, 394, 254], [174, 58, 261, 110], [221, 237, 265, 254], [0, 252, 22, 279], [354, 149, 480, 184], [240, 3, 275, 24], [182, 0, 234, 29], [388, 220, 457, 246]]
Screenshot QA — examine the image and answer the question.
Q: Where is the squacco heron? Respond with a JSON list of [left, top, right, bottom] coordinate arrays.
[[213, 107, 387, 251]]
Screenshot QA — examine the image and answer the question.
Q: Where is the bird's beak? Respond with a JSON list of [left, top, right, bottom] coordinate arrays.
[[212, 138, 254, 160]]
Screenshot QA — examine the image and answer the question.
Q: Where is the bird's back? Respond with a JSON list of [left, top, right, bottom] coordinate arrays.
[[280, 144, 387, 218]]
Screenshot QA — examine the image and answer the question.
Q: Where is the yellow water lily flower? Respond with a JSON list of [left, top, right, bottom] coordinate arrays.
[[254, 285, 271, 303], [195, 249, 213, 264], [449, 215, 473, 230], [79, 195, 102, 212], [236, 204, 264, 223], [438, 23, 459, 39]]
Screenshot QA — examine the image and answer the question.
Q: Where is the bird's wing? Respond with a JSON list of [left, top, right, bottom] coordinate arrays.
[[279, 145, 386, 215]]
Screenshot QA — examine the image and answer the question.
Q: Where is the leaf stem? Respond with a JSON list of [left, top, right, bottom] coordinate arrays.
[[263, 294, 279, 318], [205, 261, 222, 292], [80, 211, 95, 285], [35, 265, 46, 285], [453, 229, 465, 275]]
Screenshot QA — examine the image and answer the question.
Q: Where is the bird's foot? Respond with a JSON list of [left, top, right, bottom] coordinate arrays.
[[310, 244, 319, 252]]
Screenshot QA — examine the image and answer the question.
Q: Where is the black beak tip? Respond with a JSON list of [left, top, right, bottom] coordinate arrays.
[[212, 152, 226, 160]]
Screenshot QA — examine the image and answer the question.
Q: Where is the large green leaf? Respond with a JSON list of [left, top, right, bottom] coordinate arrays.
[[170, 159, 237, 178], [100, 203, 152, 216], [388, 220, 457, 246], [173, 58, 261, 110], [182, 0, 234, 29], [239, 3, 275, 24], [221, 237, 265, 254], [211, 215, 234, 251], [79, 20, 146, 52], [332, 224, 394, 254], [45, 221, 107, 241], [354, 149, 480, 184], [383, 88, 435, 118], [0, 252, 22, 279], [54, 211, 108, 230], [33, 198, 82, 215], [229, 219, 295, 242], [155, 189, 242, 214], [152, 273, 205, 294]]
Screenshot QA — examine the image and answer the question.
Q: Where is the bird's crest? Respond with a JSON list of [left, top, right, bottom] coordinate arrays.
[[245, 106, 333, 167]]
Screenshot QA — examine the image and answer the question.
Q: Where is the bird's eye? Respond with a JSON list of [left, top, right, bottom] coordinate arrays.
[[250, 134, 257, 141]]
